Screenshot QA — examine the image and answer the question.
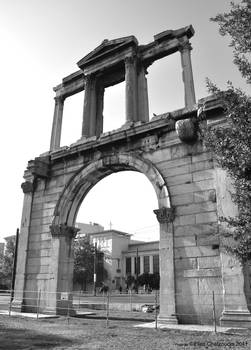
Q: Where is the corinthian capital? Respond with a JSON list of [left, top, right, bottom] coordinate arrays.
[[50, 224, 80, 239], [179, 41, 192, 52], [153, 207, 175, 223]]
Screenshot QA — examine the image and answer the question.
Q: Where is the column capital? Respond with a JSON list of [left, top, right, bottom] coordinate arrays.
[[179, 41, 193, 53], [153, 207, 175, 223], [124, 54, 137, 66], [21, 181, 34, 194], [50, 224, 80, 240], [54, 95, 65, 103]]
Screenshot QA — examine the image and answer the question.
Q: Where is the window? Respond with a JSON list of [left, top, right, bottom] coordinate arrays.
[[153, 255, 159, 273], [126, 257, 131, 275], [143, 256, 149, 273]]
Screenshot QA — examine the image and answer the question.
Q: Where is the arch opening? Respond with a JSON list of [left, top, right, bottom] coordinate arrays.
[[53, 154, 171, 294]]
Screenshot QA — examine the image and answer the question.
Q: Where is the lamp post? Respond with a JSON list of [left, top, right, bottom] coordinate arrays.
[[93, 242, 97, 296]]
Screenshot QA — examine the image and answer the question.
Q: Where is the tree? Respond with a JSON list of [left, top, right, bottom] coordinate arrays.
[[200, 0, 251, 263], [138, 272, 160, 290], [0, 237, 15, 289], [73, 236, 107, 291]]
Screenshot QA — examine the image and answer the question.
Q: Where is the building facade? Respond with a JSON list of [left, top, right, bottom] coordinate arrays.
[[77, 223, 159, 291]]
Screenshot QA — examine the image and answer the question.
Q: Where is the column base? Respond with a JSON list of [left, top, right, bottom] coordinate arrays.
[[158, 314, 178, 325], [10, 299, 24, 312], [220, 310, 251, 328]]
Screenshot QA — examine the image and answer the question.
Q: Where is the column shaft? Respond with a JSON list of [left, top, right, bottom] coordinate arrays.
[[131, 256, 135, 276], [180, 42, 196, 109], [49, 224, 79, 315], [95, 86, 104, 137], [125, 56, 138, 122], [137, 66, 149, 122], [50, 97, 65, 151], [149, 255, 153, 274], [154, 207, 178, 324], [82, 75, 97, 138], [140, 255, 144, 275]]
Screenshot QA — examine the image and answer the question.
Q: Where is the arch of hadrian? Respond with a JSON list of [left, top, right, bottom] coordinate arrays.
[[14, 25, 251, 327]]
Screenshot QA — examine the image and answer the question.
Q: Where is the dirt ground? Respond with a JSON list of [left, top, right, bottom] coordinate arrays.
[[0, 314, 251, 350]]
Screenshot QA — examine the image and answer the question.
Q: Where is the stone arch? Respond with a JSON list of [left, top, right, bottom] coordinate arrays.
[[53, 153, 171, 226]]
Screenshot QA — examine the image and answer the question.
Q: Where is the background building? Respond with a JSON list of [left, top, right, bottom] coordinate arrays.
[[77, 223, 159, 291]]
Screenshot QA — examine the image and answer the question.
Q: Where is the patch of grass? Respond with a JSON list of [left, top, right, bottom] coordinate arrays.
[[0, 315, 251, 350]]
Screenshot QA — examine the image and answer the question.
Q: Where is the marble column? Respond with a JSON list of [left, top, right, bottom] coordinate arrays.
[[49, 224, 79, 315], [149, 255, 153, 274], [95, 85, 105, 138], [125, 55, 138, 123], [131, 256, 135, 276], [13, 179, 35, 311], [137, 66, 149, 123], [140, 256, 144, 275], [179, 42, 196, 109], [82, 74, 97, 138], [154, 207, 178, 324], [50, 96, 65, 151]]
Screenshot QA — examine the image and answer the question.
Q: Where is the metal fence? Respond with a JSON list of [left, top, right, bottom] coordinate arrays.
[[0, 288, 249, 331]]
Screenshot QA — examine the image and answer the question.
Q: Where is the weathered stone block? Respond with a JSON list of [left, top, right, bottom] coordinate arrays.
[[162, 163, 191, 177], [176, 202, 216, 216], [195, 212, 218, 224], [165, 173, 192, 186], [26, 264, 49, 274], [171, 193, 194, 206], [174, 223, 218, 236], [174, 214, 196, 226], [192, 169, 215, 182], [175, 246, 218, 259], [198, 256, 221, 269], [192, 152, 212, 163], [191, 159, 214, 173], [197, 234, 219, 246], [181, 268, 221, 278], [175, 257, 197, 270], [194, 190, 216, 203], [174, 235, 196, 247]]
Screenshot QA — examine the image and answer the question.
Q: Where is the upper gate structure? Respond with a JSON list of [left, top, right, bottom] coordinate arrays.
[[14, 26, 251, 327]]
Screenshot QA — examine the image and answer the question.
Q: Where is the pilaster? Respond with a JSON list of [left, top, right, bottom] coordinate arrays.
[[12, 178, 35, 311], [154, 207, 178, 324], [50, 96, 65, 151], [179, 42, 196, 109], [48, 224, 79, 315]]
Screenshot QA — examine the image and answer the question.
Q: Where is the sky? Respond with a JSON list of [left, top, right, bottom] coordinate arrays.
[[0, 0, 248, 243]]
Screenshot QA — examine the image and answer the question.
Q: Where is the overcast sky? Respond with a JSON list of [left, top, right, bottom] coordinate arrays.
[[0, 0, 248, 242]]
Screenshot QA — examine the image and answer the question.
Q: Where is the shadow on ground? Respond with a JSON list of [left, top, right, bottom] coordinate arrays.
[[0, 326, 73, 350]]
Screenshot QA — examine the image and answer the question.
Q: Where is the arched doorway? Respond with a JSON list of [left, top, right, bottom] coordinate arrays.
[[50, 153, 177, 322]]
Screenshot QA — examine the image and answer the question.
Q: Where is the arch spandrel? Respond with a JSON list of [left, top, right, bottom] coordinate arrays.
[[52, 153, 170, 226]]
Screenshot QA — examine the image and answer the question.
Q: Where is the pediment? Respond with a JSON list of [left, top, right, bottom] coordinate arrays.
[[77, 36, 138, 69]]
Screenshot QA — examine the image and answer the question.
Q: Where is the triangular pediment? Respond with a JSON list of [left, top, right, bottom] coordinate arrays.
[[77, 36, 138, 69]]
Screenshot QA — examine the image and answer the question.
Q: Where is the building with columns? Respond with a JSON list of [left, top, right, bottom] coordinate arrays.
[[77, 223, 159, 291]]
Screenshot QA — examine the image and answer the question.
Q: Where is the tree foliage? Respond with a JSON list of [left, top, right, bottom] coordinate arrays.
[[0, 237, 15, 289], [210, 0, 251, 83], [73, 236, 107, 290], [138, 273, 160, 290], [200, 1, 251, 263]]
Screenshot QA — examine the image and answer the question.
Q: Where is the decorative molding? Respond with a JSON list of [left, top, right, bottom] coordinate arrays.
[[50, 224, 80, 240], [153, 207, 175, 223], [21, 181, 34, 194], [175, 118, 197, 143]]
